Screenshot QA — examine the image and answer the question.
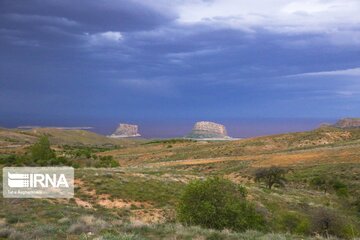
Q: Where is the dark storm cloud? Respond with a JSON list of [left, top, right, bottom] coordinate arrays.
[[0, 0, 174, 32], [0, 0, 360, 133], [0, 0, 176, 52]]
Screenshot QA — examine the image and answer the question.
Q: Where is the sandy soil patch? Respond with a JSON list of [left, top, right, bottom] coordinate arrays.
[[225, 173, 253, 184], [130, 209, 169, 224], [127, 172, 201, 183], [147, 157, 238, 167], [97, 197, 152, 209], [75, 178, 97, 196], [75, 198, 93, 209]]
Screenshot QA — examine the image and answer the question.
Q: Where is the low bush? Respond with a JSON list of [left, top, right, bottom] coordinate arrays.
[[310, 176, 330, 193], [310, 208, 357, 239], [177, 177, 265, 232], [277, 212, 310, 235], [94, 156, 119, 168], [352, 197, 360, 214], [331, 179, 348, 197], [310, 176, 348, 197], [0, 227, 25, 240]]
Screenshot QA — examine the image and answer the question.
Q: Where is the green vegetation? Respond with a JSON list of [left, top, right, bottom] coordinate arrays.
[[94, 156, 119, 168], [0, 136, 76, 167], [0, 163, 360, 239], [62, 145, 120, 158], [0, 137, 121, 168], [310, 208, 357, 239], [143, 139, 195, 145], [31, 135, 56, 164], [80, 169, 184, 207], [331, 179, 349, 197], [310, 176, 331, 193], [276, 212, 310, 235], [254, 166, 287, 189], [310, 176, 348, 197], [1, 127, 360, 239], [177, 177, 265, 231]]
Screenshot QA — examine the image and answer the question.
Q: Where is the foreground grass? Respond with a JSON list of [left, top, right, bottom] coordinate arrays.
[[0, 212, 342, 240], [99, 223, 341, 240], [1, 164, 360, 239], [1, 127, 360, 239]]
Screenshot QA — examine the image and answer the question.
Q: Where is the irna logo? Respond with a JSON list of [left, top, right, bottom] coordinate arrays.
[[3, 167, 74, 198], [8, 172, 69, 188]]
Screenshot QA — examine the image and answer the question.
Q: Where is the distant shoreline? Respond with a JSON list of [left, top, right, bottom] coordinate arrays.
[[184, 137, 241, 141], [17, 126, 94, 130]]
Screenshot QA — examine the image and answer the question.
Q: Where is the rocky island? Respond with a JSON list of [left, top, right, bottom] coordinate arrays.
[[333, 118, 360, 129], [185, 121, 233, 140], [109, 123, 141, 138]]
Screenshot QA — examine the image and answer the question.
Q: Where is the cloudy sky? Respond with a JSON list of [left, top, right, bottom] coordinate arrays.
[[0, 0, 359, 137]]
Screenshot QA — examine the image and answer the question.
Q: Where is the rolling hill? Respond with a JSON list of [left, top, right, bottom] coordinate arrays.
[[0, 127, 140, 150], [1, 126, 360, 239]]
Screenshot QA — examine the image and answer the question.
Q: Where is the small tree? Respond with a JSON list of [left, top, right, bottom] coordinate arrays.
[[310, 176, 348, 197], [311, 208, 353, 239], [31, 136, 56, 164], [310, 176, 330, 193], [177, 177, 264, 231], [254, 166, 287, 189]]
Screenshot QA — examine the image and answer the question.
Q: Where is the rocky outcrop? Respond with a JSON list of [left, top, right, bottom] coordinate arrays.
[[319, 123, 332, 128], [186, 121, 230, 139], [109, 123, 140, 138], [333, 118, 360, 129]]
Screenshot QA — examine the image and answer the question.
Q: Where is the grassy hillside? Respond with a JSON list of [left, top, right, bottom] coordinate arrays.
[[27, 128, 140, 146], [1, 127, 360, 239], [99, 127, 360, 166], [0, 128, 141, 149]]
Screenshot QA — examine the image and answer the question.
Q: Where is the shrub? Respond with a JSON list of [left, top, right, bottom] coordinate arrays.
[[0, 155, 15, 165], [254, 166, 287, 189], [310, 208, 356, 239], [352, 197, 360, 214], [6, 215, 22, 224], [0, 228, 12, 238], [0, 227, 25, 240], [31, 136, 56, 163], [310, 176, 348, 197], [311, 208, 339, 237], [278, 212, 310, 235], [177, 177, 265, 232], [310, 176, 330, 193], [95, 156, 119, 168], [331, 179, 348, 197]]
